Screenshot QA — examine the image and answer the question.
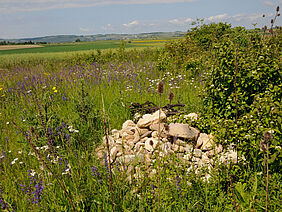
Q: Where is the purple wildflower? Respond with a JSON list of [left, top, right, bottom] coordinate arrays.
[[176, 175, 181, 190]]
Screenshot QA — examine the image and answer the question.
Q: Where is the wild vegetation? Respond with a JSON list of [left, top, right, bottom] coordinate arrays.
[[0, 7, 281, 211]]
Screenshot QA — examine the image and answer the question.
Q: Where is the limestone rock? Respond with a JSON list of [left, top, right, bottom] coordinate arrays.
[[184, 144, 193, 153], [174, 139, 186, 147], [168, 123, 199, 141], [151, 131, 159, 138], [141, 131, 152, 138], [193, 149, 202, 158], [144, 138, 159, 152], [215, 144, 223, 154], [201, 153, 210, 163], [111, 129, 120, 140], [135, 142, 145, 152], [172, 144, 185, 153], [136, 127, 149, 136], [122, 120, 136, 130], [110, 145, 122, 161], [103, 135, 115, 146], [200, 134, 215, 151], [149, 123, 168, 132], [137, 110, 166, 128]]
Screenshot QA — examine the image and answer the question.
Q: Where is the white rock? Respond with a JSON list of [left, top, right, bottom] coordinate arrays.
[[149, 123, 168, 132], [110, 145, 122, 161], [111, 129, 120, 140], [215, 144, 223, 153], [168, 123, 199, 141], [171, 144, 185, 153], [201, 153, 210, 163], [135, 142, 145, 152], [174, 139, 186, 146], [162, 137, 168, 142], [116, 139, 123, 145], [193, 149, 202, 158], [103, 136, 115, 146], [144, 138, 159, 152], [151, 131, 159, 138], [136, 127, 149, 136], [137, 110, 166, 128], [122, 120, 136, 130], [184, 144, 193, 153], [200, 134, 215, 151], [184, 154, 190, 161], [141, 131, 152, 138]]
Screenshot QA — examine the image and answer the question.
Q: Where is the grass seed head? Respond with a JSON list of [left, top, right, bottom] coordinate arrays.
[[158, 81, 164, 94], [168, 91, 174, 101], [263, 131, 273, 143]]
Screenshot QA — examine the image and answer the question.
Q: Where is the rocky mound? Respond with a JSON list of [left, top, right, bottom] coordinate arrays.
[[96, 110, 238, 180]]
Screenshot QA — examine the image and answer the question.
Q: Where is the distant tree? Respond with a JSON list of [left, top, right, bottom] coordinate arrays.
[[75, 39, 81, 42]]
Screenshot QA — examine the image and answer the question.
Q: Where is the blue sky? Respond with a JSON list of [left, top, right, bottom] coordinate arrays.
[[0, 0, 281, 39]]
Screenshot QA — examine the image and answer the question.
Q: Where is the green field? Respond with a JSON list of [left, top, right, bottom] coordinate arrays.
[[0, 39, 171, 55]]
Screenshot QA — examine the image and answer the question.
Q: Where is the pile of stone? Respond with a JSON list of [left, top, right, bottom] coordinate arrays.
[[96, 110, 237, 180]]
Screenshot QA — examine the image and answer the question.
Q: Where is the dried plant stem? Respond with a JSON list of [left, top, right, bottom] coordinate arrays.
[[12, 122, 77, 212], [234, 42, 239, 165], [157, 81, 163, 211], [229, 172, 238, 212], [234, 44, 238, 126], [101, 94, 114, 211], [35, 97, 55, 154], [265, 142, 269, 212], [158, 93, 161, 211]]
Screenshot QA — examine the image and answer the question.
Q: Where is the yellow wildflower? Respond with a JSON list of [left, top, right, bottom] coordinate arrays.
[[52, 86, 56, 90], [0, 88, 2, 91], [54, 90, 58, 93], [1, 94, 5, 97]]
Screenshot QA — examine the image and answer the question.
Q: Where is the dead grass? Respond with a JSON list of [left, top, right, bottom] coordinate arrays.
[[0, 45, 43, 51]]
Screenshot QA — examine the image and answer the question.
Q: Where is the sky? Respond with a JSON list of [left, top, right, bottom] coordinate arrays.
[[0, 0, 281, 39]]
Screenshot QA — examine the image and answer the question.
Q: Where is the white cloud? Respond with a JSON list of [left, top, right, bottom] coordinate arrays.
[[230, 13, 273, 22], [123, 20, 139, 27], [206, 13, 228, 21], [184, 18, 193, 23], [168, 18, 182, 25], [203, 13, 273, 23], [0, 0, 197, 12], [168, 17, 193, 25]]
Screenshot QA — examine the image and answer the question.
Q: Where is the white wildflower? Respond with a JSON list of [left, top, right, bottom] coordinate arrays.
[[11, 158, 18, 165]]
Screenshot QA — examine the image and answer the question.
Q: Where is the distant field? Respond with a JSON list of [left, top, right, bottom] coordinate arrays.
[[0, 45, 43, 51], [0, 39, 175, 55]]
